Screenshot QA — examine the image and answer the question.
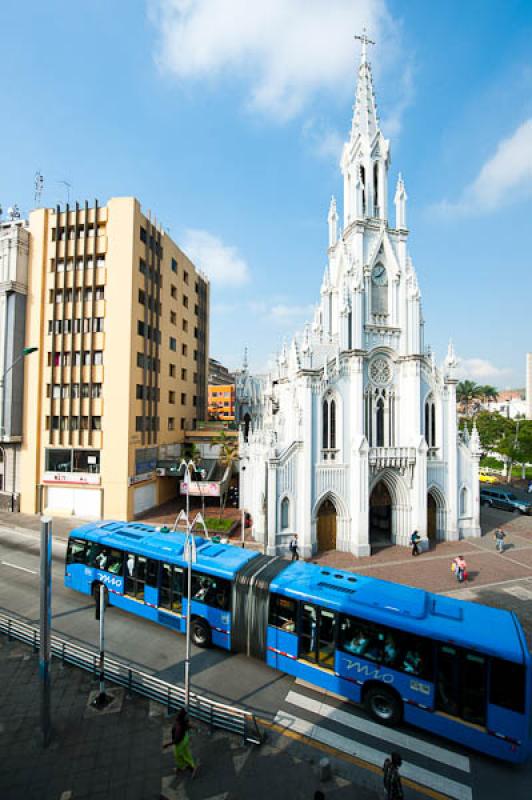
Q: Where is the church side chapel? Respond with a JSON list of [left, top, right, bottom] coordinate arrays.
[[238, 35, 481, 558]]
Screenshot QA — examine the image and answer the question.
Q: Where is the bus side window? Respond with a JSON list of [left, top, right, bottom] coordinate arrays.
[[268, 594, 297, 632], [191, 571, 230, 610], [67, 538, 87, 565], [125, 554, 147, 599], [490, 658, 526, 714], [400, 633, 432, 680], [107, 549, 124, 575], [146, 559, 159, 587], [462, 652, 486, 726], [87, 543, 108, 570]]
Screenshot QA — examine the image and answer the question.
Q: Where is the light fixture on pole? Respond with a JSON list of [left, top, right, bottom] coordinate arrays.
[[0, 346, 38, 441]]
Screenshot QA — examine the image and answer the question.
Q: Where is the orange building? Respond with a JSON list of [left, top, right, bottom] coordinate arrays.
[[208, 384, 235, 422]]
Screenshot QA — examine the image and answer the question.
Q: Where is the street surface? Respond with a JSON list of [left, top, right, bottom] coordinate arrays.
[[1, 507, 532, 799]]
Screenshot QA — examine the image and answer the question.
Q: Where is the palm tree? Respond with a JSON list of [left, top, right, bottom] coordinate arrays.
[[214, 431, 239, 518], [477, 384, 498, 407], [456, 380, 483, 415]]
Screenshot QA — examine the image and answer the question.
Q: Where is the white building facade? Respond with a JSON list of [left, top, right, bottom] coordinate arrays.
[[240, 44, 482, 558]]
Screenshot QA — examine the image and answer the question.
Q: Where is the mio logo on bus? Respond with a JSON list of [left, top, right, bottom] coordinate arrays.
[[344, 658, 394, 684], [96, 572, 123, 589]]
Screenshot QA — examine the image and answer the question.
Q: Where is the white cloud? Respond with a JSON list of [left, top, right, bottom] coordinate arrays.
[[269, 303, 314, 321], [182, 229, 250, 286], [381, 61, 414, 138], [456, 357, 512, 382], [436, 118, 532, 215], [302, 118, 344, 161], [150, 0, 397, 120]]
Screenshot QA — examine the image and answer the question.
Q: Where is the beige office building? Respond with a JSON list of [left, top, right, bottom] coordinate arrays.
[[20, 197, 209, 520]]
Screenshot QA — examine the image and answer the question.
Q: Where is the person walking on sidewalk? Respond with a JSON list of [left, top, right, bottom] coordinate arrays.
[[166, 708, 199, 779], [494, 527, 506, 553], [452, 556, 468, 583], [410, 530, 421, 557], [289, 534, 299, 561], [383, 751, 404, 800]]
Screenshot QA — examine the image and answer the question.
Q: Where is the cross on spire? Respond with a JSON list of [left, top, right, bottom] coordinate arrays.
[[354, 28, 375, 63]]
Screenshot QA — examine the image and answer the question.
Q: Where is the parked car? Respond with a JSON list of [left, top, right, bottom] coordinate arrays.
[[479, 471, 499, 484], [480, 487, 532, 515]]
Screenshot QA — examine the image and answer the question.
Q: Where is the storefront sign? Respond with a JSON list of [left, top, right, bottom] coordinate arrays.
[[180, 481, 220, 498], [43, 472, 101, 486]]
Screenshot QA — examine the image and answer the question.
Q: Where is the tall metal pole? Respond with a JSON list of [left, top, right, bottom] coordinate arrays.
[[240, 463, 246, 548], [39, 516, 52, 747], [96, 584, 107, 704]]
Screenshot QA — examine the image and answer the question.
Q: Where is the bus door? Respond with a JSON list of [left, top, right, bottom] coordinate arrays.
[[125, 554, 159, 606], [299, 604, 336, 670], [435, 644, 487, 726]]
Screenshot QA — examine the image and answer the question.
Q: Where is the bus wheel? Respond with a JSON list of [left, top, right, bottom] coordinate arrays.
[[363, 685, 402, 726], [191, 619, 211, 648]]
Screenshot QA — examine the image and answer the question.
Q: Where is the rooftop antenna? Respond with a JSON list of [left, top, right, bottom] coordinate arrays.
[[34, 171, 44, 207], [58, 180, 71, 205], [7, 205, 21, 220]]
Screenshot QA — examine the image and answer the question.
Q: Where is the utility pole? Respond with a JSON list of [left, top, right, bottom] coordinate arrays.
[[39, 517, 52, 746]]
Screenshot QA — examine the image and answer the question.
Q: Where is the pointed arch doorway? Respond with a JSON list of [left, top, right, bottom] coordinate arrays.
[[317, 498, 337, 552], [369, 480, 392, 550], [427, 493, 437, 544]]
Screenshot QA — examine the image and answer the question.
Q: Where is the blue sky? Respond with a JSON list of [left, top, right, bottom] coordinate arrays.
[[1, 0, 531, 387]]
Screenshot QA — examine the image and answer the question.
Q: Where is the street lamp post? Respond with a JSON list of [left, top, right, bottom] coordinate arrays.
[[0, 346, 38, 442], [240, 464, 246, 548], [173, 460, 209, 709]]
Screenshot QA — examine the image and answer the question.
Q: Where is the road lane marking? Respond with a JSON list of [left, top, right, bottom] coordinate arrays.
[[285, 690, 470, 772], [274, 710, 472, 800], [0, 561, 37, 575]]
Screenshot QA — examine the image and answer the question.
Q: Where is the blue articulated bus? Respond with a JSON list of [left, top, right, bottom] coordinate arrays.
[[65, 521, 532, 763]]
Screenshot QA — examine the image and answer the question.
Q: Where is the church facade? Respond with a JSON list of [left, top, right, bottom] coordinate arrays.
[[238, 43, 482, 558]]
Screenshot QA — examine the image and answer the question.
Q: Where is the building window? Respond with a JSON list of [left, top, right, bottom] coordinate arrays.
[[136, 416, 144, 432], [182, 344, 188, 357], [181, 368, 187, 380], [376, 397, 384, 447], [460, 486, 469, 517], [322, 395, 338, 456], [180, 418, 185, 430], [92, 318, 104, 333], [281, 497, 290, 530], [183, 295, 189, 309], [171, 258, 177, 273], [169, 391, 175, 404], [182, 319, 188, 332], [168, 417, 175, 431], [183, 270, 189, 285], [193, 350, 197, 361], [140, 226, 147, 243], [169, 337, 177, 351], [425, 396, 436, 448], [91, 417, 102, 431], [181, 393, 186, 405], [170, 311, 176, 325], [169, 364, 176, 377], [171, 285, 177, 299]]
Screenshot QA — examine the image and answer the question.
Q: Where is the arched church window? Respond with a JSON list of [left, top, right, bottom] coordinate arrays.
[[424, 396, 436, 448], [330, 400, 336, 449], [281, 497, 290, 530], [376, 397, 385, 447], [373, 162, 379, 216], [370, 263, 388, 317], [360, 165, 366, 215], [322, 400, 328, 449], [459, 486, 469, 516]]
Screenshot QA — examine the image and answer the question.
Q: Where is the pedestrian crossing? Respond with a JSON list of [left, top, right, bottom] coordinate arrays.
[[274, 684, 474, 800]]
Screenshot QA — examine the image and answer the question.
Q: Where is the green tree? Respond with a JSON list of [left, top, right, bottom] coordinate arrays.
[[477, 384, 498, 405], [214, 431, 239, 518], [456, 380, 483, 415]]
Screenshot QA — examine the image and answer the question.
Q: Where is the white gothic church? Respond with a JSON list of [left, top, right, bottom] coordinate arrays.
[[238, 41, 482, 558]]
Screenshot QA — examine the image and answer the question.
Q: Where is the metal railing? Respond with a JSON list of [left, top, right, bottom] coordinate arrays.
[[0, 611, 262, 745]]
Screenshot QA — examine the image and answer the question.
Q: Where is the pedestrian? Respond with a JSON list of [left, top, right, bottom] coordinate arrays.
[[410, 530, 421, 557], [452, 555, 467, 583], [383, 751, 404, 800], [289, 534, 299, 561], [494, 527, 506, 553], [165, 708, 199, 779]]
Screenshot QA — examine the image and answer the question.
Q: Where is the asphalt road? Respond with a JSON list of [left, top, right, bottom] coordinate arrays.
[[1, 522, 532, 800]]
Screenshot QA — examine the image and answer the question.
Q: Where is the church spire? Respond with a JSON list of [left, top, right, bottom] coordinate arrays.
[[352, 29, 379, 141]]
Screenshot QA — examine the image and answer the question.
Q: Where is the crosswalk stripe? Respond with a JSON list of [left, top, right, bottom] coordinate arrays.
[[274, 710, 473, 800], [285, 690, 470, 773]]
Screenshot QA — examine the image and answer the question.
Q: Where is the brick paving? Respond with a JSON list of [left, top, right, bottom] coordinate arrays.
[[0, 637, 390, 800]]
